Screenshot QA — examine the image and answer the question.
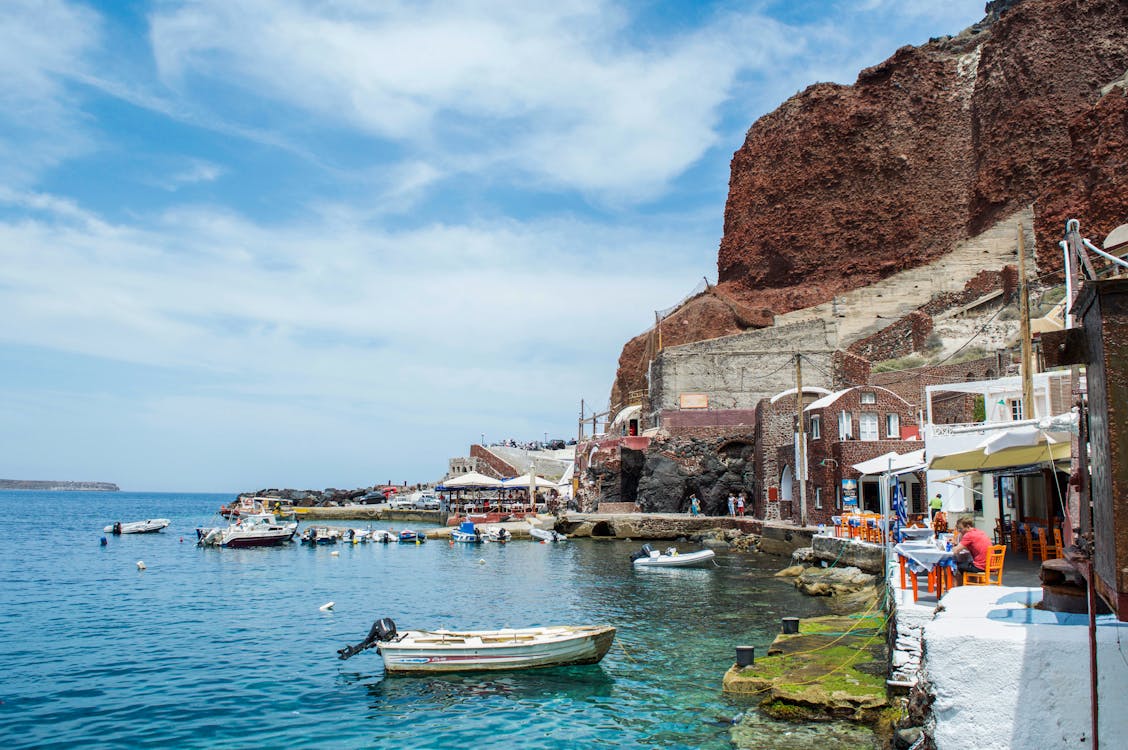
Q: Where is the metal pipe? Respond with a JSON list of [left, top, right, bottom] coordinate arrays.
[[1060, 239, 1073, 327], [1083, 237, 1128, 270]]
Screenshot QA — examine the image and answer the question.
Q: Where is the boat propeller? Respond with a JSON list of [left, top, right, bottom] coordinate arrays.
[[338, 617, 398, 660]]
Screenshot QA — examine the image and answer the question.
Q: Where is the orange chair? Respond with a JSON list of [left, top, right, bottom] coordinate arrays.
[[1024, 525, 1043, 561], [1040, 527, 1062, 560], [964, 545, 1007, 585]]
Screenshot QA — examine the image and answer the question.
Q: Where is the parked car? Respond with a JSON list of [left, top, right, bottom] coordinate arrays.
[[388, 491, 440, 510]]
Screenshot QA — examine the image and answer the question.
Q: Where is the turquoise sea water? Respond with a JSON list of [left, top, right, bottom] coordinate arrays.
[[0, 491, 842, 749]]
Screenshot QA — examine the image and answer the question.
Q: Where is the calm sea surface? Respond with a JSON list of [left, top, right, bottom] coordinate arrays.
[[0, 491, 852, 749]]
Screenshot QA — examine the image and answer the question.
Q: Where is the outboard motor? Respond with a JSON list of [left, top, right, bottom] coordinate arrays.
[[338, 617, 398, 660], [630, 543, 653, 562], [112, 522, 122, 535]]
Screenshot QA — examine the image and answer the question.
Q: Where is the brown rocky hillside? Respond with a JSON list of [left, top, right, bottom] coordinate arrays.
[[611, 0, 1128, 410]]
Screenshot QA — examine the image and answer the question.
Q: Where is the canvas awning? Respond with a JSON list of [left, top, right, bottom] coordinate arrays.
[[439, 471, 503, 488], [927, 428, 1072, 471], [501, 472, 555, 488], [852, 449, 926, 476]]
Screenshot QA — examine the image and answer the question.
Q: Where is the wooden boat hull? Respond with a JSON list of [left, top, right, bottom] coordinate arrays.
[[378, 625, 615, 674], [633, 549, 716, 568]]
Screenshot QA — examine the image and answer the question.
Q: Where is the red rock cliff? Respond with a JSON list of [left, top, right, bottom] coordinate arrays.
[[612, 0, 1128, 411]]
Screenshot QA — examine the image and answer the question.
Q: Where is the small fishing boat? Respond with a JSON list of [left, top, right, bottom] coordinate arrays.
[[196, 513, 297, 548], [482, 526, 511, 543], [301, 526, 341, 545], [338, 618, 616, 674], [528, 524, 567, 542], [371, 529, 396, 543], [104, 519, 171, 535], [397, 530, 426, 544], [630, 544, 716, 568], [450, 521, 483, 543]]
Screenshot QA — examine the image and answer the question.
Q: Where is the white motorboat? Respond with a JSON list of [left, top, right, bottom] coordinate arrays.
[[482, 526, 511, 543], [528, 523, 567, 542], [450, 521, 483, 543], [196, 513, 297, 548], [338, 618, 615, 674], [630, 544, 716, 568], [104, 519, 171, 535]]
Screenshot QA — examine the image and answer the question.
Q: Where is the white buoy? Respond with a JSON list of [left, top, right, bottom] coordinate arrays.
[[136, 560, 146, 570], [319, 601, 335, 611], [478, 558, 486, 565], [330, 550, 339, 557]]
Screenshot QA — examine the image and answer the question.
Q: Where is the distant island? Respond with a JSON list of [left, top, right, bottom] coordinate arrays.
[[0, 479, 120, 491]]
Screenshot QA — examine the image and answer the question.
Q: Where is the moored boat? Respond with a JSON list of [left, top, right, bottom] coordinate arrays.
[[337, 618, 616, 674], [482, 526, 511, 543], [528, 523, 567, 542], [630, 544, 716, 568], [300, 526, 342, 545], [397, 530, 426, 544], [450, 521, 483, 543], [104, 519, 171, 535], [196, 513, 297, 548]]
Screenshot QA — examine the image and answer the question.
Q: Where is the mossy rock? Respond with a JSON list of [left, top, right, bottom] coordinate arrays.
[[723, 614, 890, 723]]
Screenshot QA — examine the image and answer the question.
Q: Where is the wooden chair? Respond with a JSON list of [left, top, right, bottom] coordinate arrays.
[[1040, 527, 1062, 560], [963, 544, 1006, 585], [993, 516, 1012, 548], [831, 516, 844, 538], [1025, 525, 1044, 561]]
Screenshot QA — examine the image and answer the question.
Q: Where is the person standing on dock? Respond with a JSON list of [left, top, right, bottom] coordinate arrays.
[[689, 494, 700, 516], [736, 494, 745, 517], [727, 492, 736, 517]]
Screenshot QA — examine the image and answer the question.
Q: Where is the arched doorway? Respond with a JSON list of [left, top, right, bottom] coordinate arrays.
[[780, 466, 794, 502]]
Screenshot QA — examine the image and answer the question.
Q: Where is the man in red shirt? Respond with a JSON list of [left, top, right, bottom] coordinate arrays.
[[952, 516, 990, 582]]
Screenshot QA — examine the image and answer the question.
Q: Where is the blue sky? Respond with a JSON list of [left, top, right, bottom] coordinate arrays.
[[0, 0, 987, 492]]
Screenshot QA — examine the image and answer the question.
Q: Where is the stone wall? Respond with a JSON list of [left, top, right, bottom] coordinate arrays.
[[469, 445, 517, 478], [648, 319, 837, 418]]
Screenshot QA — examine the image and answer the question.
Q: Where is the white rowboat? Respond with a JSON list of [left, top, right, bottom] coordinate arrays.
[[338, 618, 615, 674]]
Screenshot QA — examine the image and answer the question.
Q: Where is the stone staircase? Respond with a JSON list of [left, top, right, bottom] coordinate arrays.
[[774, 207, 1034, 347]]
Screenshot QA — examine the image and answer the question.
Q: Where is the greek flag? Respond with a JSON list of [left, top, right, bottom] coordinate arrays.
[[892, 480, 908, 540]]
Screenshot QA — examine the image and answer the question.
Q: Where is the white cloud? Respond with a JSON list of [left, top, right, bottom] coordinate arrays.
[[0, 188, 701, 410], [0, 0, 100, 182], [147, 0, 801, 202]]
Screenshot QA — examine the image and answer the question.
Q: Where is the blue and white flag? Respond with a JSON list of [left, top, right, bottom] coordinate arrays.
[[892, 481, 908, 541]]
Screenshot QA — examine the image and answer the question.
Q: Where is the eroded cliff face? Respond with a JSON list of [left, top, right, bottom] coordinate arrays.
[[718, 0, 1128, 311], [612, 0, 1128, 409]]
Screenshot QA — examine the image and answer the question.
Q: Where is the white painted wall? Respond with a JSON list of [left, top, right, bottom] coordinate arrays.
[[924, 586, 1128, 750]]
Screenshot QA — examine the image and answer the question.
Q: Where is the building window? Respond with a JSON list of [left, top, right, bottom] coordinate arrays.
[[886, 413, 900, 439], [815, 486, 823, 509], [810, 415, 821, 439], [860, 391, 876, 404], [838, 411, 853, 440], [1009, 399, 1024, 421], [859, 412, 879, 441]]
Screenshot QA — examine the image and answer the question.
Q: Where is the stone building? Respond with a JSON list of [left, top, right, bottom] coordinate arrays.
[[755, 385, 923, 525]]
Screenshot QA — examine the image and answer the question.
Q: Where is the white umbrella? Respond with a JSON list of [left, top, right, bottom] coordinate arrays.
[[442, 471, 503, 488], [501, 472, 555, 488]]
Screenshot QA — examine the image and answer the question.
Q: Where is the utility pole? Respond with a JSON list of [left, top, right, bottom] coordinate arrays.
[[1018, 223, 1035, 418], [796, 353, 808, 528], [578, 399, 584, 443]]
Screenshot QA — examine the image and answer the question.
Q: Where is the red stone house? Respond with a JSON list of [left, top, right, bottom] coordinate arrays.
[[756, 385, 924, 525]]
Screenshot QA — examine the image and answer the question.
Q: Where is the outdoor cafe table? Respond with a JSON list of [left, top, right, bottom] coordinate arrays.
[[897, 526, 935, 542], [894, 542, 956, 599]]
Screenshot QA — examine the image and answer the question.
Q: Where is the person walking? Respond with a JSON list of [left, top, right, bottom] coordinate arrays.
[[727, 492, 736, 517], [736, 493, 745, 517], [930, 492, 943, 522], [689, 494, 700, 517]]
